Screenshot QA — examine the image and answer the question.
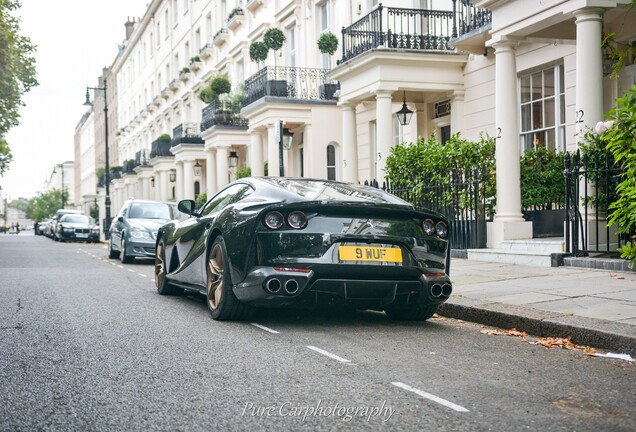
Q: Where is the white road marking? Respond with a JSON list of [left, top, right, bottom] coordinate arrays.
[[117, 265, 124, 269], [127, 269, 135, 273], [250, 323, 280, 334], [138, 273, 147, 278], [307, 346, 351, 363], [391, 382, 469, 413]]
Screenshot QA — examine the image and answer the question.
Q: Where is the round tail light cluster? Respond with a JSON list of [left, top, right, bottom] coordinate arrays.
[[422, 219, 448, 238], [264, 210, 308, 230]]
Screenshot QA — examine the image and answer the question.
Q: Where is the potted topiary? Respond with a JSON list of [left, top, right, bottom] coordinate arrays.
[[317, 31, 339, 56], [317, 32, 339, 99], [198, 75, 232, 104], [262, 28, 288, 97]]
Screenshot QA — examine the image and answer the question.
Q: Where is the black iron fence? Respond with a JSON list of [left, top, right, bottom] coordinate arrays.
[[339, 1, 491, 63], [172, 122, 204, 146], [367, 167, 489, 250], [150, 137, 173, 158], [243, 66, 339, 106], [564, 149, 632, 256], [201, 100, 248, 131]]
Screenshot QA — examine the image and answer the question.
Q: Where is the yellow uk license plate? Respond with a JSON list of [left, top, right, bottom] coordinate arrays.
[[338, 246, 403, 263]]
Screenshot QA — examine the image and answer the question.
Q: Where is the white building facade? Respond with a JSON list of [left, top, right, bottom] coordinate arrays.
[[86, 0, 636, 250]]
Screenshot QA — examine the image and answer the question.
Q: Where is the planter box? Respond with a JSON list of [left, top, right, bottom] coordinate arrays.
[[524, 209, 565, 238], [319, 83, 339, 100], [266, 80, 288, 98]]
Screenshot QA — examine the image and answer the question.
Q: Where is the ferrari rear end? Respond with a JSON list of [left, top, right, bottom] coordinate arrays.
[[234, 201, 452, 320]]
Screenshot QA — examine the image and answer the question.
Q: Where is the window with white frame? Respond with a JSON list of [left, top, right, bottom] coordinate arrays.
[[519, 64, 565, 153], [318, 2, 330, 69], [164, 9, 169, 36], [288, 25, 296, 67], [237, 60, 244, 83], [184, 42, 190, 61]]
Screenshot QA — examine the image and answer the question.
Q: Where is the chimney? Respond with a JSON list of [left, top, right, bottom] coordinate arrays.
[[125, 17, 135, 40]]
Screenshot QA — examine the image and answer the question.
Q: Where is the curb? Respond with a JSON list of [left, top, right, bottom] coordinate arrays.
[[437, 298, 636, 357]]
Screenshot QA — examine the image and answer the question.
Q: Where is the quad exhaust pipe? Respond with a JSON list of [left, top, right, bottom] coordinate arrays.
[[284, 279, 299, 295], [266, 278, 281, 293], [430, 283, 452, 298], [265, 278, 300, 295]]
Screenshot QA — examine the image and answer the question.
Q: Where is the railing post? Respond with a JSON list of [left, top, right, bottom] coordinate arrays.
[[564, 151, 571, 254], [378, 3, 384, 47], [452, 0, 458, 38]]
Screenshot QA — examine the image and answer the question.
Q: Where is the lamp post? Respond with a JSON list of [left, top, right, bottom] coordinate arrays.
[[53, 163, 66, 208], [84, 80, 111, 238]]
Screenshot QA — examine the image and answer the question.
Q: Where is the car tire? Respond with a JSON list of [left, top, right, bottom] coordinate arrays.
[[206, 236, 254, 321], [384, 304, 438, 321], [108, 238, 120, 259], [120, 238, 134, 264], [155, 240, 182, 295]]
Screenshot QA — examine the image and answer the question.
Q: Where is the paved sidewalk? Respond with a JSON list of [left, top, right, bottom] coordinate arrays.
[[438, 259, 636, 356]]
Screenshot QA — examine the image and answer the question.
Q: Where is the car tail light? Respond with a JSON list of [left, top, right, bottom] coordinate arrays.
[[263, 211, 284, 230], [435, 221, 448, 238], [422, 219, 435, 236], [287, 211, 308, 229]]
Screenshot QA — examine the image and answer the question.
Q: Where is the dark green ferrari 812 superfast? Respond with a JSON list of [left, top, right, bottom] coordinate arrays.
[[155, 177, 452, 321]]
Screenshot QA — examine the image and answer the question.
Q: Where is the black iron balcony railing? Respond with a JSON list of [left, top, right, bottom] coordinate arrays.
[[172, 122, 204, 146], [201, 100, 249, 131], [122, 159, 140, 174], [150, 137, 174, 158], [339, 1, 491, 64], [243, 66, 340, 106]]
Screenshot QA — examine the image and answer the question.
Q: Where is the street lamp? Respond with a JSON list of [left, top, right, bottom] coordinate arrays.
[[228, 151, 238, 168], [395, 91, 414, 126], [193, 160, 202, 177], [53, 163, 66, 208], [84, 80, 111, 238]]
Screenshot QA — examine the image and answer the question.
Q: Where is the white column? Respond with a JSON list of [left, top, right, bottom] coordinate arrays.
[[176, 161, 184, 201], [158, 170, 169, 201], [575, 8, 604, 142], [183, 160, 194, 199], [141, 177, 150, 200], [216, 146, 230, 188], [341, 102, 359, 183], [267, 123, 279, 176], [302, 124, 312, 177], [375, 90, 393, 181], [206, 149, 217, 195], [450, 90, 465, 134], [250, 132, 264, 176], [489, 39, 532, 248]]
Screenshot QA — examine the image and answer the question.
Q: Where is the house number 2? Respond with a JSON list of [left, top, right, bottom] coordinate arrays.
[[575, 110, 584, 123]]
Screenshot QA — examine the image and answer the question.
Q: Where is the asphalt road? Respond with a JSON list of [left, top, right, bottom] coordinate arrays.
[[1, 234, 634, 431]]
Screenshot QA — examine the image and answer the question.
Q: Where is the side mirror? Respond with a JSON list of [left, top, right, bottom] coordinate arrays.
[[177, 199, 197, 215], [118, 216, 124, 223]]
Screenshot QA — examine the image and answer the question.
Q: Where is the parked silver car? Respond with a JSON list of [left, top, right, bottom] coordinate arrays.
[[108, 200, 180, 263]]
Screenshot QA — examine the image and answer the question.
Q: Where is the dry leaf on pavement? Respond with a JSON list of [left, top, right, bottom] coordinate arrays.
[[480, 328, 528, 337]]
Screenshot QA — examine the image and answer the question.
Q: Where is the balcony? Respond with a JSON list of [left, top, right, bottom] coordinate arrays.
[[213, 28, 229, 46], [122, 159, 140, 174], [246, 0, 263, 14], [169, 79, 180, 91], [450, 0, 492, 53], [150, 137, 174, 158], [171, 122, 204, 146], [339, 2, 491, 64], [161, 87, 171, 99], [153, 95, 162, 106], [199, 43, 214, 59], [201, 100, 248, 132], [227, 7, 245, 32], [243, 66, 340, 106]]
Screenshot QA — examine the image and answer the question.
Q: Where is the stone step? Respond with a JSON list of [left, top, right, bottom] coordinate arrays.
[[502, 238, 564, 253], [466, 248, 555, 267]]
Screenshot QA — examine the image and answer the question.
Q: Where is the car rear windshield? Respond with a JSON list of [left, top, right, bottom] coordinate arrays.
[[129, 203, 173, 220], [263, 178, 409, 205]]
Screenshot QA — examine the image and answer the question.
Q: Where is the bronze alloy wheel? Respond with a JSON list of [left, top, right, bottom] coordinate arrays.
[[207, 242, 225, 311], [155, 242, 166, 288]]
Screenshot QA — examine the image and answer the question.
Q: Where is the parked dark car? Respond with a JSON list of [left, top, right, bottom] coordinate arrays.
[[55, 214, 100, 242], [154, 177, 452, 321], [35, 219, 50, 236], [50, 209, 83, 240], [108, 199, 180, 263]]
